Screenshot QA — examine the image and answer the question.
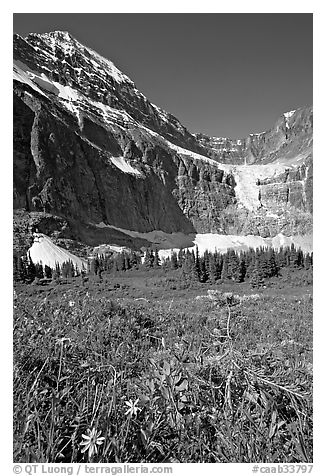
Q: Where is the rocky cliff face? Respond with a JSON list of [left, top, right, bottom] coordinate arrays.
[[13, 31, 313, 250]]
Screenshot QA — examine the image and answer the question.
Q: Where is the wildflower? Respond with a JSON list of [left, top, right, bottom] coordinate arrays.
[[57, 337, 71, 345], [80, 428, 105, 459], [55, 337, 71, 351], [124, 398, 141, 417]]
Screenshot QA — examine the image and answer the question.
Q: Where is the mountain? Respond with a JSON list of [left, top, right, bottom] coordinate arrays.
[[13, 31, 313, 254]]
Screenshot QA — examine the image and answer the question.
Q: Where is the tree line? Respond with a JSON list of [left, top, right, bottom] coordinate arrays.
[[13, 244, 312, 288], [13, 253, 86, 284], [163, 244, 312, 288]]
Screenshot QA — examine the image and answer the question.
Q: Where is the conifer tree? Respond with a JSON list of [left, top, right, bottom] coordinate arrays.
[[162, 256, 171, 271], [90, 257, 100, 275], [113, 254, 122, 271], [153, 248, 161, 268], [123, 252, 131, 271], [245, 248, 256, 279], [250, 258, 265, 288], [35, 263, 44, 279], [53, 262, 61, 281], [221, 254, 229, 282], [277, 246, 286, 268], [80, 267, 87, 286], [61, 262, 68, 278], [177, 249, 185, 268], [195, 246, 200, 278], [44, 265, 52, 279], [284, 246, 291, 267], [289, 243, 299, 268], [62, 261, 69, 278], [130, 251, 139, 269], [144, 249, 154, 269], [296, 248, 304, 268], [204, 250, 210, 276], [227, 249, 239, 281], [68, 260, 75, 278], [170, 252, 178, 270], [215, 252, 223, 280], [267, 247, 278, 278], [304, 252, 312, 270], [208, 252, 217, 283], [257, 248, 269, 278], [26, 254, 36, 283], [113, 259, 119, 273], [199, 256, 208, 283], [181, 252, 198, 286], [236, 256, 247, 282]]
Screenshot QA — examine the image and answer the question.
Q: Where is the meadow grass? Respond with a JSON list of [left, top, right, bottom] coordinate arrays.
[[13, 272, 312, 463]]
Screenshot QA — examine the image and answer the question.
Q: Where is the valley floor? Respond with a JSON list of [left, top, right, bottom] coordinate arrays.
[[13, 269, 313, 463]]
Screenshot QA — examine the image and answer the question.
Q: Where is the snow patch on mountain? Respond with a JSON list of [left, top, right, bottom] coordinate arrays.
[[13, 62, 47, 97], [28, 233, 87, 270], [13, 60, 80, 114], [184, 232, 312, 256], [158, 232, 312, 260], [109, 156, 142, 176]]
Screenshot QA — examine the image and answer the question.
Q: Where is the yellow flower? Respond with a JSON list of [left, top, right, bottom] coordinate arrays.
[[80, 428, 105, 459], [124, 398, 141, 417]]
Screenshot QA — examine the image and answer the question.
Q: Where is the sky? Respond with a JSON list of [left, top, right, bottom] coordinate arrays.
[[13, 13, 312, 138]]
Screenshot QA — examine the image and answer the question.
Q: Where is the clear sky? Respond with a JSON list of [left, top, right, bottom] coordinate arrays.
[[13, 13, 312, 139]]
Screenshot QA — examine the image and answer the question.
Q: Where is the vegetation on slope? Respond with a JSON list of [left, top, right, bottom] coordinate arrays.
[[13, 272, 312, 463]]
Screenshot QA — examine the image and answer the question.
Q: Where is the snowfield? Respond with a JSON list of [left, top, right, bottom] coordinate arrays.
[[157, 232, 312, 260], [28, 233, 87, 271]]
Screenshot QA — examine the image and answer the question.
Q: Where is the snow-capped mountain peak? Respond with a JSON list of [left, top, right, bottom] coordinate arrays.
[[26, 30, 133, 85]]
